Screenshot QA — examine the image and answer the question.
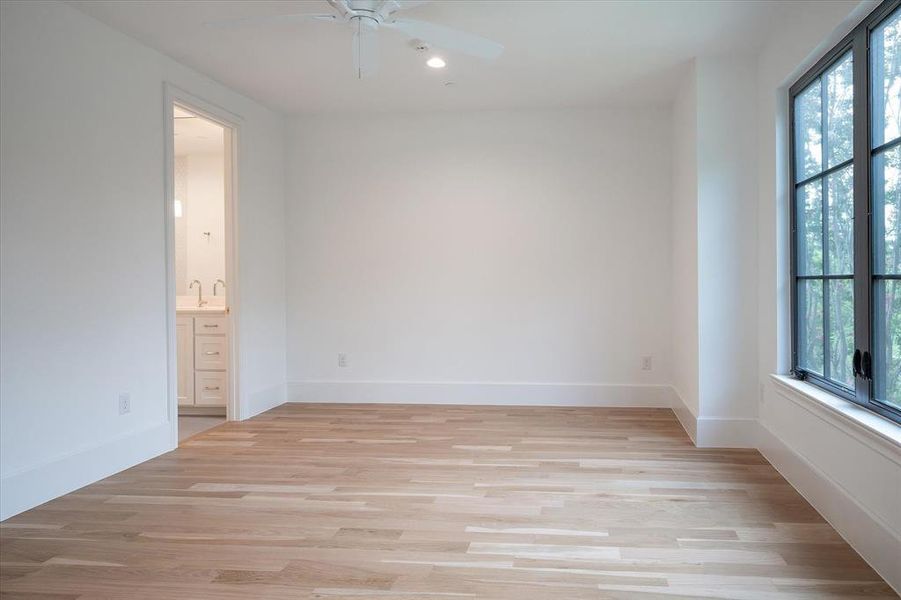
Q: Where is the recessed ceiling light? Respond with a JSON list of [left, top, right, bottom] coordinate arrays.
[[426, 57, 446, 69]]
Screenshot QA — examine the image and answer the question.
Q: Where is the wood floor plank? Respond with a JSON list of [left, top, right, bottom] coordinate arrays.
[[0, 404, 896, 599]]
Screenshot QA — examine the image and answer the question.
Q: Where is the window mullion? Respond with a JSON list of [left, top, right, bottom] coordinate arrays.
[[821, 78, 832, 380], [852, 25, 872, 405], [870, 9, 887, 404]]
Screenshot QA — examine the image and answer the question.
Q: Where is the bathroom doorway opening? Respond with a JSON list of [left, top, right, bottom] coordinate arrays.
[[164, 87, 240, 446]]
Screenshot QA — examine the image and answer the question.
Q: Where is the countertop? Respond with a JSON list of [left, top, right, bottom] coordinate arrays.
[[176, 305, 228, 315]]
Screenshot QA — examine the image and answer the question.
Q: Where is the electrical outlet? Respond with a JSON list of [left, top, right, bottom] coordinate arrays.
[[118, 392, 131, 415], [337, 353, 348, 368], [641, 356, 653, 371]]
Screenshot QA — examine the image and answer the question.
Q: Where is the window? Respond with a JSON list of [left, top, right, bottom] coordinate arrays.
[[791, 0, 901, 424]]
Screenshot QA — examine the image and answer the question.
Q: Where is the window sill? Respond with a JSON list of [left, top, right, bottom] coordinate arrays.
[[770, 375, 901, 463]]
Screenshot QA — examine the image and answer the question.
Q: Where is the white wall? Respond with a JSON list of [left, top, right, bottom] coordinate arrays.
[[285, 109, 675, 406], [671, 62, 699, 430], [174, 155, 189, 295], [183, 152, 226, 297], [696, 53, 760, 444], [0, 1, 287, 520], [669, 53, 759, 447]]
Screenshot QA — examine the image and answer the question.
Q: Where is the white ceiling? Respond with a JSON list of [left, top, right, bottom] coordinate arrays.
[[174, 106, 224, 155], [71, 1, 802, 115]]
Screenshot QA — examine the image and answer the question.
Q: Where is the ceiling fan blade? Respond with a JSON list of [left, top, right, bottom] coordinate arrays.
[[383, 18, 503, 60], [352, 18, 379, 79], [204, 13, 336, 29], [327, 0, 353, 18], [377, 0, 430, 21], [391, 1, 432, 8]]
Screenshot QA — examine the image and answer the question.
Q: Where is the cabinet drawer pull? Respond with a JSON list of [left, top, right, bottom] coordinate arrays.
[[203, 324, 219, 328], [204, 386, 220, 391], [204, 351, 220, 355]]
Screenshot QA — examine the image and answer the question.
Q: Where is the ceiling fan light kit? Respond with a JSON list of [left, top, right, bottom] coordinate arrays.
[[207, 0, 503, 79]]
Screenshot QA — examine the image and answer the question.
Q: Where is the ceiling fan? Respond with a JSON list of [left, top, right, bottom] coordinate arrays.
[[206, 0, 504, 79]]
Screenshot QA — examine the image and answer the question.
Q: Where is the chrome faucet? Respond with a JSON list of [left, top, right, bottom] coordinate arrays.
[[213, 279, 226, 296], [189, 280, 207, 307]]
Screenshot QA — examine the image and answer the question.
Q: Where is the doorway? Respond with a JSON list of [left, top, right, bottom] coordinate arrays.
[[164, 88, 239, 445]]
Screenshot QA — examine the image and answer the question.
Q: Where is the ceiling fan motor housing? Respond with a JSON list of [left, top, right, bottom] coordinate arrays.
[[331, 0, 392, 26]]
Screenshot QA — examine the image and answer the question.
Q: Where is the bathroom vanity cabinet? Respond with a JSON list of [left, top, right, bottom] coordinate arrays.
[[176, 310, 229, 411]]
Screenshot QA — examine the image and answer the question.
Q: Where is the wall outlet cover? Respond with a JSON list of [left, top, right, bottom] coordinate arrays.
[[118, 392, 131, 415], [337, 353, 348, 368]]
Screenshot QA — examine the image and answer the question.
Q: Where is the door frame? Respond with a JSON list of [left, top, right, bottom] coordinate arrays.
[[163, 83, 242, 446]]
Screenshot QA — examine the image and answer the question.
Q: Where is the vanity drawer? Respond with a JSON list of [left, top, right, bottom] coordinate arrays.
[[195, 371, 228, 407], [194, 336, 228, 370], [195, 316, 228, 335]]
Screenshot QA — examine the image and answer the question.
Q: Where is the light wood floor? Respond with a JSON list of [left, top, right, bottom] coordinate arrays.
[[178, 415, 227, 442], [0, 404, 895, 599]]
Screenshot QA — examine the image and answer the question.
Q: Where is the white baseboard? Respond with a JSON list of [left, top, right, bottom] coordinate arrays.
[[0, 421, 173, 521], [695, 416, 758, 448], [758, 422, 901, 594], [670, 391, 758, 448], [287, 380, 677, 407], [670, 390, 698, 443], [242, 382, 287, 420]]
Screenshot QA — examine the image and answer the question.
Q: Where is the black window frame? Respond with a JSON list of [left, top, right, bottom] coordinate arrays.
[[790, 0, 901, 425]]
